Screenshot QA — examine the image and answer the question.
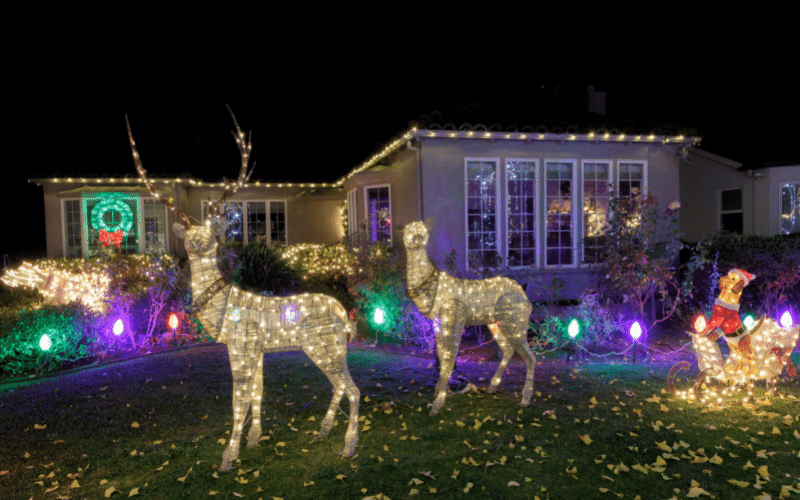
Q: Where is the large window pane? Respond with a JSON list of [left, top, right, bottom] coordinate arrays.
[[582, 161, 610, 263], [781, 182, 800, 234], [64, 199, 82, 258], [720, 188, 743, 234], [545, 161, 574, 267], [466, 160, 498, 268], [247, 201, 267, 243], [270, 201, 287, 245], [506, 160, 536, 267], [143, 199, 167, 253], [365, 186, 391, 244]]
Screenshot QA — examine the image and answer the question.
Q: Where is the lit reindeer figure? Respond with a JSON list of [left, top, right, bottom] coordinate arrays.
[[403, 219, 536, 415], [126, 107, 359, 471]]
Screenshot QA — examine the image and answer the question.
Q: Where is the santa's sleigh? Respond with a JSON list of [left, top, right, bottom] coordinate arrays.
[[668, 313, 799, 401]]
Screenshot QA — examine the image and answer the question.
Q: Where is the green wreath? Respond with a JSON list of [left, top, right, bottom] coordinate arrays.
[[91, 196, 134, 234]]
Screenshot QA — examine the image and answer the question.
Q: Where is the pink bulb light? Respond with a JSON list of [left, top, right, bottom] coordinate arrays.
[[113, 318, 124, 336]]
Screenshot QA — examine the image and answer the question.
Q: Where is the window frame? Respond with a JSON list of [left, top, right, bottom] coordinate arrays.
[[718, 187, 744, 235], [504, 158, 539, 269], [543, 158, 578, 269], [580, 159, 613, 265], [346, 188, 358, 244], [615, 160, 648, 200], [201, 199, 288, 245], [779, 181, 800, 235], [465, 157, 501, 270], [363, 183, 392, 245], [61, 198, 83, 258]]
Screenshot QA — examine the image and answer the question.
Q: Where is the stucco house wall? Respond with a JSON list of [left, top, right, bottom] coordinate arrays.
[[680, 149, 800, 241], [33, 178, 345, 258]]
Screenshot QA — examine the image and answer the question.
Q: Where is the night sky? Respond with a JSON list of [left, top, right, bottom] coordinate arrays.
[[5, 9, 798, 260]]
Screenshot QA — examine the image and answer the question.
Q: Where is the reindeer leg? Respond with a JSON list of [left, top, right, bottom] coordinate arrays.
[[221, 373, 252, 471], [486, 323, 514, 393], [507, 333, 537, 407], [246, 355, 264, 447], [431, 300, 465, 416], [338, 365, 360, 457]]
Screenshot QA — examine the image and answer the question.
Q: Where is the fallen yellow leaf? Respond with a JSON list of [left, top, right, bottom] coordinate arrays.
[[579, 434, 593, 445], [727, 479, 749, 488], [336, 474, 346, 480], [70, 479, 80, 488], [131, 422, 139, 429], [105, 486, 118, 497], [128, 487, 140, 496]]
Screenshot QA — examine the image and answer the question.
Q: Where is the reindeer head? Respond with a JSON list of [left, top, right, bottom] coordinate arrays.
[[173, 222, 219, 257], [403, 218, 433, 250], [126, 104, 254, 255]]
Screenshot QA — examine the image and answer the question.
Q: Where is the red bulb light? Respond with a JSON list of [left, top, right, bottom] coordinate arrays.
[[693, 314, 707, 333], [168, 313, 179, 330]]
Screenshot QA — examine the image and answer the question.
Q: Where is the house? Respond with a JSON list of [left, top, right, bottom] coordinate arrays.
[[679, 148, 800, 241], [29, 177, 345, 258], [32, 97, 711, 302], [339, 103, 700, 301]]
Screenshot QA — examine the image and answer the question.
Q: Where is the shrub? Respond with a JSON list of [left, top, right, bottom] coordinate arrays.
[[0, 304, 97, 376], [225, 240, 301, 296]]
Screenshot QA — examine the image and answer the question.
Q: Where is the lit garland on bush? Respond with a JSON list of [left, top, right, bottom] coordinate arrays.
[[280, 243, 358, 278], [0, 254, 177, 314], [403, 219, 537, 416]]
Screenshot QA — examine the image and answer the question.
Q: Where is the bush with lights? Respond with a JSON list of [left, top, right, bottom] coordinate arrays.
[[0, 304, 97, 376]]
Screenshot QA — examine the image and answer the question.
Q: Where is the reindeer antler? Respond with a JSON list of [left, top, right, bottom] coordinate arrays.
[[126, 114, 192, 228], [209, 104, 255, 218]]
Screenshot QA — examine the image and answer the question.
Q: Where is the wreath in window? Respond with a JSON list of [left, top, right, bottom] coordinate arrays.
[[90, 193, 134, 247]]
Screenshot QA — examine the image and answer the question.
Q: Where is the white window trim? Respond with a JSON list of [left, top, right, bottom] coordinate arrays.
[[615, 160, 649, 198], [580, 159, 613, 265], [363, 184, 392, 245], [779, 180, 800, 235], [543, 158, 578, 269], [504, 158, 539, 269], [61, 198, 82, 258], [201, 199, 288, 245], [465, 158, 500, 270], [346, 188, 357, 244], [140, 198, 169, 254], [717, 187, 743, 233]]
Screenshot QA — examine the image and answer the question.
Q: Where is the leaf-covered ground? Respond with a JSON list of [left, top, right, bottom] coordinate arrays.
[[0, 343, 798, 499]]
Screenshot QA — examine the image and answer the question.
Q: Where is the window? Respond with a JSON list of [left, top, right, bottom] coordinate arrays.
[[720, 188, 743, 234], [617, 162, 646, 199], [364, 185, 391, 244], [466, 159, 499, 268], [346, 189, 357, 244], [65, 193, 167, 258], [780, 182, 800, 234], [63, 199, 82, 258], [582, 161, 611, 264], [506, 159, 537, 267], [143, 199, 168, 253], [545, 160, 576, 267], [202, 200, 287, 245]]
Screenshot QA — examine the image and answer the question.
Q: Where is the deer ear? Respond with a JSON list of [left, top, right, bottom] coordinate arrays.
[[173, 222, 187, 239], [424, 215, 436, 230]]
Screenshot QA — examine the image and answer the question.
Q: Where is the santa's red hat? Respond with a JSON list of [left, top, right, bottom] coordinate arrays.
[[728, 268, 755, 286]]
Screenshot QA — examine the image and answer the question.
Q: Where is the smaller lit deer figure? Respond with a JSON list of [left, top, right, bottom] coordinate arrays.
[[126, 107, 359, 471], [403, 218, 536, 415]]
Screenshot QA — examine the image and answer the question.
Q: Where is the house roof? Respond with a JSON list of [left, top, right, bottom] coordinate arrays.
[[335, 105, 702, 186]]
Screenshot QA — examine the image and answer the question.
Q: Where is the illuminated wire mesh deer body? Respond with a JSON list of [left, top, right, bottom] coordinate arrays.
[[403, 219, 536, 415], [126, 107, 359, 471]]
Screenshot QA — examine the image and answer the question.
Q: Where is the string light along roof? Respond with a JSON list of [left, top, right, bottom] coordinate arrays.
[[334, 124, 702, 186], [28, 176, 336, 189], [29, 117, 702, 190]]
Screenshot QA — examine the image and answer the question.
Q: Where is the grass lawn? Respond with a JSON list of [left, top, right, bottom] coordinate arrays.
[[1, 343, 798, 499]]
